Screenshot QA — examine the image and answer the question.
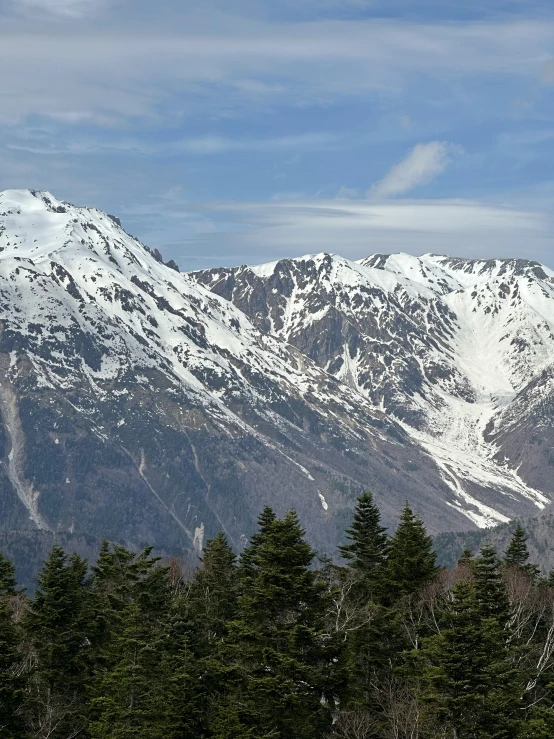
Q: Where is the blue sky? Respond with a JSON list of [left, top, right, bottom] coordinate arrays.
[[2, 0, 554, 269]]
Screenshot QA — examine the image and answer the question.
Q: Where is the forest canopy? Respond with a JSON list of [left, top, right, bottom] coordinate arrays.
[[1, 497, 553, 738]]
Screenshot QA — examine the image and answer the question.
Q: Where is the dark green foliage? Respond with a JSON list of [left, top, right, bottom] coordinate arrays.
[[0, 554, 17, 597], [177, 532, 239, 737], [238, 505, 276, 586], [339, 491, 388, 595], [421, 573, 522, 739], [520, 706, 554, 738], [24, 544, 90, 739], [216, 510, 342, 739], [457, 546, 474, 567], [188, 531, 238, 647], [504, 524, 530, 568], [88, 602, 179, 739], [474, 545, 510, 621], [0, 600, 26, 738], [504, 524, 540, 577], [385, 502, 439, 599], [1, 502, 552, 738], [335, 493, 392, 710]]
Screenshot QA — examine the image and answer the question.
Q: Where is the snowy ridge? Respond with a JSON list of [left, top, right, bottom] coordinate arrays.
[[5, 189, 475, 553], [0, 191, 384, 430], [193, 251, 554, 528], [2, 188, 553, 540]]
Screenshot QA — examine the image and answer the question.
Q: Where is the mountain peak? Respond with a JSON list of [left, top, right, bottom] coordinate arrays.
[[1, 188, 70, 213]]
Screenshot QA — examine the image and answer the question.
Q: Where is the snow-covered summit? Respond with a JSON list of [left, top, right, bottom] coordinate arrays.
[[193, 250, 554, 529], [2, 189, 553, 546], [3, 190, 472, 554]]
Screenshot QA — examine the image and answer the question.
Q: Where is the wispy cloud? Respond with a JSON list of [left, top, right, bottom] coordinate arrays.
[[16, 0, 104, 18], [1, 17, 553, 125], [157, 199, 553, 270], [176, 132, 337, 154], [6, 131, 336, 157], [2, 1, 554, 276], [369, 141, 456, 198]]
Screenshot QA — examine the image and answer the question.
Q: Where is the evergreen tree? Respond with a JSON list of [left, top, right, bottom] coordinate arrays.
[[474, 545, 510, 621], [457, 547, 474, 567], [0, 599, 26, 738], [175, 532, 239, 737], [504, 525, 539, 577], [87, 544, 181, 738], [2, 507, 552, 737], [520, 706, 554, 738], [88, 602, 178, 739], [339, 491, 388, 596], [385, 503, 439, 600], [238, 506, 276, 585], [188, 531, 238, 649], [88, 542, 167, 664], [421, 577, 522, 739], [335, 493, 392, 710], [161, 598, 202, 739], [25, 545, 89, 739], [216, 511, 342, 739], [0, 554, 17, 597]]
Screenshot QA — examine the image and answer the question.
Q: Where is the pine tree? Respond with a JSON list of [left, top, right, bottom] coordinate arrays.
[[474, 545, 510, 621], [421, 577, 522, 739], [457, 547, 474, 567], [385, 503, 439, 600], [88, 602, 178, 739], [87, 543, 182, 738], [215, 511, 342, 739], [0, 599, 26, 738], [335, 493, 391, 710], [175, 532, 239, 737], [238, 506, 276, 585], [162, 598, 202, 739], [339, 491, 388, 596], [188, 531, 238, 649], [25, 545, 89, 739], [0, 554, 17, 597], [504, 525, 539, 577], [88, 542, 167, 665]]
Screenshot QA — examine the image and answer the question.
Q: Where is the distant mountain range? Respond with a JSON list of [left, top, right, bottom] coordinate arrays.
[[192, 251, 554, 528], [1, 189, 554, 579]]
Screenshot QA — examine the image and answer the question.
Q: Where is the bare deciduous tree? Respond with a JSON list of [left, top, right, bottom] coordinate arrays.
[[328, 709, 378, 739]]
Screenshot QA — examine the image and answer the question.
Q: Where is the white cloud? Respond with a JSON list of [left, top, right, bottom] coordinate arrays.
[[0, 17, 553, 125], [6, 132, 337, 157], [161, 199, 554, 270], [16, 0, 103, 18], [175, 132, 337, 154], [369, 142, 455, 199]]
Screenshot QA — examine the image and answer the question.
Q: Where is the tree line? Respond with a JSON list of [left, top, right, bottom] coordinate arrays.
[[1, 494, 554, 738]]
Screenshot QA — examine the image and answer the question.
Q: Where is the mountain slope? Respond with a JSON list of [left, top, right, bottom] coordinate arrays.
[[192, 252, 554, 528], [0, 190, 480, 564], [434, 513, 554, 572]]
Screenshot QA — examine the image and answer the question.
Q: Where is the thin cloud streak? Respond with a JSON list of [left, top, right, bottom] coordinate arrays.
[[157, 199, 554, 270], [1, 17, 554, 124], [6, 132, 337, 157], [175, 133, 338, 154], [16, 0, 104, 18]]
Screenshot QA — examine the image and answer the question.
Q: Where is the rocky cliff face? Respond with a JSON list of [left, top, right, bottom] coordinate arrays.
[[0, 189, 483, 569], [192, 251, 554, 529]]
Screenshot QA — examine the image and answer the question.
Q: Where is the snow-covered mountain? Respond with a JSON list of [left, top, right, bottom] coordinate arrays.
[[193, 251, 554, 529], [0, 189, 488, 562]]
